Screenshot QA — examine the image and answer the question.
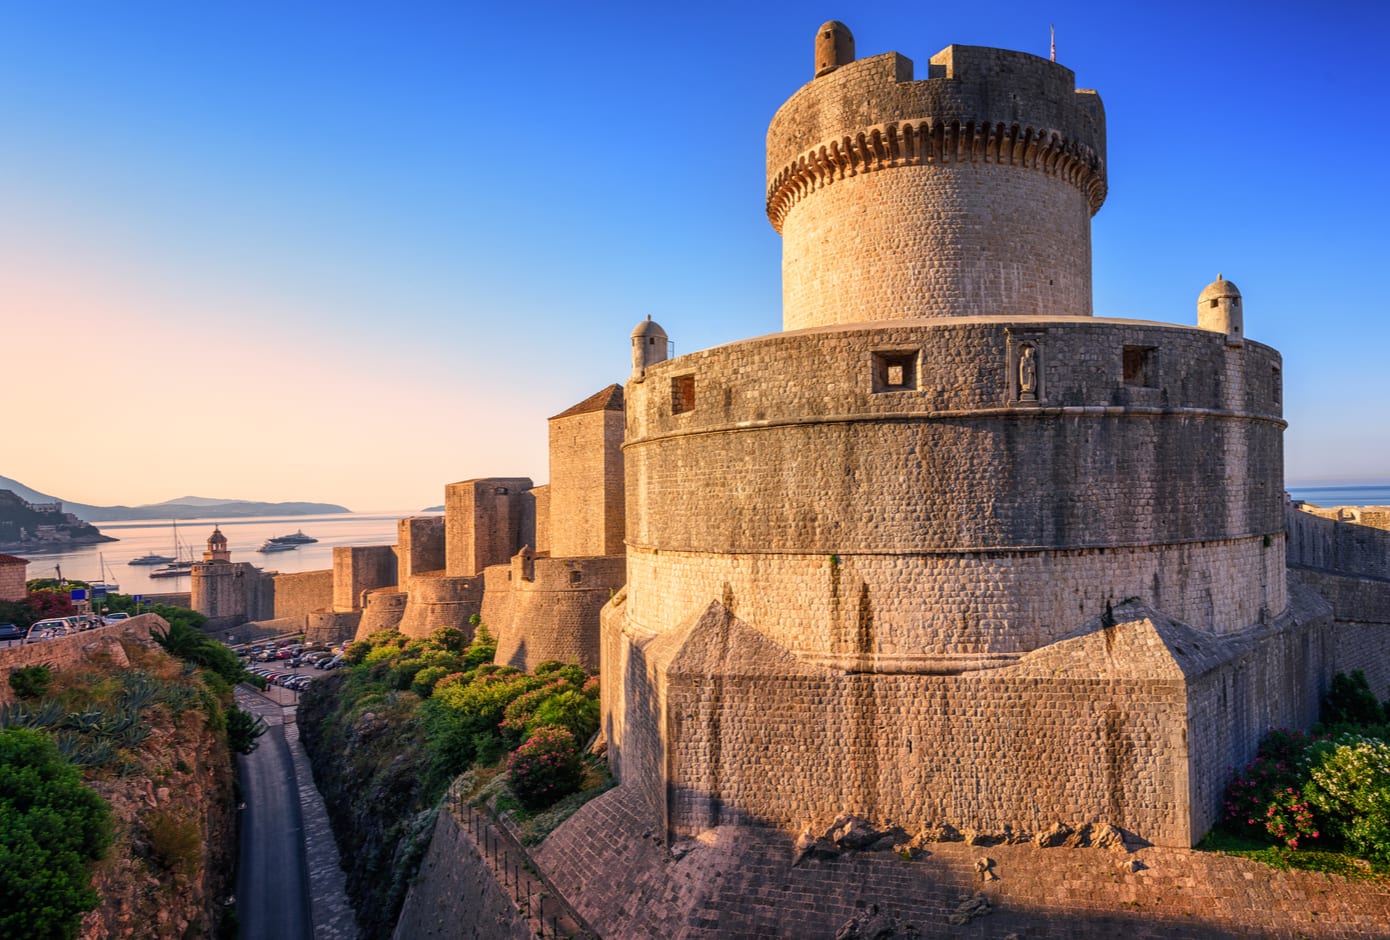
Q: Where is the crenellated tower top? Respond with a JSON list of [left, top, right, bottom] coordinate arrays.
[[768, 26, 1107, 330]]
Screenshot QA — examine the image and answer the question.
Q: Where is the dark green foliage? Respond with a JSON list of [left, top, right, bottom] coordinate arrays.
[[462, 621, 496, 669], [225, 706, 267, 754], [151, 620, 245, 686], [0, 728, 112, 940], [9, 664, 54, 699], [1321, 671, 1387, 727]]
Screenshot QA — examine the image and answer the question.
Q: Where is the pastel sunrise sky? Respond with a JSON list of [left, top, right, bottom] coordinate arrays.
[[3, 1, 1386, 512]]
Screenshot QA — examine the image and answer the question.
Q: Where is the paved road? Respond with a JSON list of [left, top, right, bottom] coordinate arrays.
[[236, 691, 313, 940]]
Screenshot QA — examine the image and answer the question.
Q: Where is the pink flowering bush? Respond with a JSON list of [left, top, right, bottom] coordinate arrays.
[[1263, 787, 1319, 849], [1223, 729, 1320, 840], [507, 727, 584, 809]]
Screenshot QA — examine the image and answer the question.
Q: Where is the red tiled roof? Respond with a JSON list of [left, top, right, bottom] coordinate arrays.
[[0, 553, 30, 565]]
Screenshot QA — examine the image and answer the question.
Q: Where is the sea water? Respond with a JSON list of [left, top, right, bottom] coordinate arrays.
[[25, 511, 420, 596], [1287, 484, 1390, 508]]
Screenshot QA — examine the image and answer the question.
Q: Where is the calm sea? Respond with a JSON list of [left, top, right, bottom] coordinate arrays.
[[1287, 484, 1390, 507], [26, 511, 422, 596]]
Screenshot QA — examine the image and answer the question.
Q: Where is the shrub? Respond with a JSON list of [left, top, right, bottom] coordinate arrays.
[[1263, 787, 1319, 849], [1222, 729, 1320, 840], [528, 690, 600, 745], [9, 664, 53, 700], [225, 706, 268, 754], [1305, 735, 1390, 862], [145, 809, 202, 875], [507, 726, 584, 809], [410, 666, 450, 699], [0, 727, 112, 939], [1322, 671, 1386, 727]]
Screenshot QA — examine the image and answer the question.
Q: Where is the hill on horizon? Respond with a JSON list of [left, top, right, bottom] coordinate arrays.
[[0, 475, 351, 523]]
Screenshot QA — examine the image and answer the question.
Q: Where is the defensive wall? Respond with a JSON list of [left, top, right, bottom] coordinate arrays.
[[357, 588, 408, 637], [394, 571, 483, 640], [192, 562, 274, 630], [1287, 498, 1390, 579], [397, 515, 445, 584], [626, 318, 1285, 667], [272, 569, 334, 622], [446, 479, 535, 578], [0, 617, 157, 706], [487, 553, 625, 672], [333, 546, 397, 612]]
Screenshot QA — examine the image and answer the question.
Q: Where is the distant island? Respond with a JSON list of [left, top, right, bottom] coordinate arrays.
[[0, 475, 350, 523]]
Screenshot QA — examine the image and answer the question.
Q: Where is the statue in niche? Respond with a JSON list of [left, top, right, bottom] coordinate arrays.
[[1018, 344, 1038, 401]]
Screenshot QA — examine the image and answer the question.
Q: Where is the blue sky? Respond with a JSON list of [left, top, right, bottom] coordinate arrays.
[[2, 1, 1386, 510]]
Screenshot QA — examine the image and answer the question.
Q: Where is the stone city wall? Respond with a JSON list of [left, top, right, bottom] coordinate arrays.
[[625, 539, 1285, 664], [1290, 566, 1390, 699], [1286, 501, 1390, 579], [306, 610, 360, 646], [272, 569, 333, 622], [530, 485, 550, 556], [767, 46, 1105, 327], [397, 516, 446, 584], [490, 555, 625, 672], [332, 545, 397, 612], [0, 618, 157, 706], [445, 478, 534, 578], [625, 319, 1285, 658], [396, 572, 483, 640], [144, 591, 191, 608], [357, 588, 408, 638], [609, 594, 1330, 849]]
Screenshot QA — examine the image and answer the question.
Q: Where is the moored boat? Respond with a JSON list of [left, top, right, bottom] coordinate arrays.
[[257, 540, 298, 553], [268, 529, 317, 545], [128, 553, 176, 566]]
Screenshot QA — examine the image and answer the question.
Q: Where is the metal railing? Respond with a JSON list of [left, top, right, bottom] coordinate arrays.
[[452, 791, 598, 940]]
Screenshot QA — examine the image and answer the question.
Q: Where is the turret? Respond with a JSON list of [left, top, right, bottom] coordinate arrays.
[[814, 20, 854, 77], [1198, 275, 1243, 346], [768, 27, 1107, 329], [630, 316, 669, 379]]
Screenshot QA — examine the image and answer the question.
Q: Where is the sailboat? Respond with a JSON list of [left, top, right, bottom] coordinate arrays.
[[90, 553, 120, 594], [149, 522, 197, 579]]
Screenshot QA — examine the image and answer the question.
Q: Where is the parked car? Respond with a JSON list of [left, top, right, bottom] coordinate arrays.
[[30, 618, 73, 639], [0, 623, 25, 643], [103, 612, 131, 625]]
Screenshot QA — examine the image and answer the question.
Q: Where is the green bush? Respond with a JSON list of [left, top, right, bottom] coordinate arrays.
[[0, 727, 113, 939], [1222, 728, 1320, 842], [410, 666, 450, 699], [145, 809, 202, 875], [9, 664, 53, 700], [1305, 735, 1390, 862], [507, 726, 584, 810], [225, 706, 268, 755], [1322, 671, 1386, 727]]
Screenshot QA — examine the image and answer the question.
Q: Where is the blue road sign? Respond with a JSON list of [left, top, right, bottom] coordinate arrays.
[[70, 588, 87, 601]]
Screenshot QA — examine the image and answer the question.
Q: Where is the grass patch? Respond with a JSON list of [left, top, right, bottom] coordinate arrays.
[[1197, 830, 1390, 881]]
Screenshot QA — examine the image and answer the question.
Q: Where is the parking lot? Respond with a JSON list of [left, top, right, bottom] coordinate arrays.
[[235, 638, 349, 703]]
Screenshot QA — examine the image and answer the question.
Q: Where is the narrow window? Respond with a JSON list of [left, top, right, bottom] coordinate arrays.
[[1209, 299, 1219, 308], [1123, 346, 1156, 387], [872, 350, 918, 393], [569, 570, 583, 585], [672, 375, 696, 414]]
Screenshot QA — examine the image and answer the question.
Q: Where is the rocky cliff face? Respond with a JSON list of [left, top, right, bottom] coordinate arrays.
[[6, 634, 238, 939]]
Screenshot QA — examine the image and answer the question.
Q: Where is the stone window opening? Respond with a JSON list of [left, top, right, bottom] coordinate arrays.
[[1272, 366, 1281, 406], [495, 487, 508, 495], [569, 570, 583, 585], [1209, 299, 1219, 308], [672, 375, 696, 414], [871, 350, 918, 393], [1122, 346, 1157, 387]]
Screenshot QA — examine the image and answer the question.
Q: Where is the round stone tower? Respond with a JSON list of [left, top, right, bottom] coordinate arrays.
[[768, 26, 1107, 330]]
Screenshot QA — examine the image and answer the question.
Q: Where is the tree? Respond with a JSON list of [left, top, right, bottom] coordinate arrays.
[[0, 728, 113, 939]]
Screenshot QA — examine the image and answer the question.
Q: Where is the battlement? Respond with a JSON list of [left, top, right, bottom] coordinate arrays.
[[768, 27, 1108, 330]]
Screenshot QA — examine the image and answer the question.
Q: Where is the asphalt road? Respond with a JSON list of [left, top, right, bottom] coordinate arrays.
[[236, 691, 313, 940]]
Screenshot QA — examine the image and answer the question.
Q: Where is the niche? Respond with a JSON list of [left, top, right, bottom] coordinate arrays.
[[671, 375, 696, 414], [871, 350, 919, 393], [1122, 346, 1157, 388]]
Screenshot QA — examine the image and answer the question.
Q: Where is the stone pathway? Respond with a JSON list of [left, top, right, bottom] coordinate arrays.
[[282, 709, 360, 940]]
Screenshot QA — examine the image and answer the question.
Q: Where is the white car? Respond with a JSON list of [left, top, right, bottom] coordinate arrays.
[[103, 612, 131, 625]]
